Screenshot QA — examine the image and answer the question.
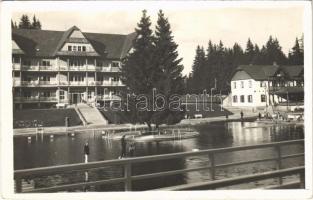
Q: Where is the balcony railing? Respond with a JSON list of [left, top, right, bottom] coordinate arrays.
[[14, 97, 57, 102]]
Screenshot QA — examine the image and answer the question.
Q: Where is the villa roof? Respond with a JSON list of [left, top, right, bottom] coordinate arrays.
[[12, 26, 136, 59], [234, 65, 303, 81]]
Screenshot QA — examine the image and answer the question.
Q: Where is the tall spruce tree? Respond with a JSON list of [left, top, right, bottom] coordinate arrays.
[[244, 38, 255, 64], [31, 15, 42, 29], [152, 10, 185, 125], [189, 45, 206, 93], [121, 10, 156, 130], [288, 37, 303, 65], [18, 15, 31, 29]]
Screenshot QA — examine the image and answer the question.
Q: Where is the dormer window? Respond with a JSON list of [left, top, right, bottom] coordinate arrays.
[[112, 62, 120, 68]]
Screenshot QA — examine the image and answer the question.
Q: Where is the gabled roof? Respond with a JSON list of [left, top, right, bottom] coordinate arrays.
[[233, 65, 304, 81], [235, 65, 279, 80], [12, 26, 136, 59]]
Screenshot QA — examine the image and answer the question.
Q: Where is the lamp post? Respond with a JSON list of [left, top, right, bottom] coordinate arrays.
[[211, 79, 217, 111]]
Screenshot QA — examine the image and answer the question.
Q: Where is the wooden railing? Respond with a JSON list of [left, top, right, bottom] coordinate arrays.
[[14, 139, 304, 192]]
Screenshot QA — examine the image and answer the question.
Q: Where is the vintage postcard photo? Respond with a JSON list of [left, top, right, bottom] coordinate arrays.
[[0, 1, 312, 199]]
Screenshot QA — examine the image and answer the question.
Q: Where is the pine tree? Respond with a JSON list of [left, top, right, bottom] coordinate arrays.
[[121, 10, 160, 130], [244, 38, 255, 64], [31, 15, 42, 29], [18, 15, 31, 29], [189, 45, 206, 93], [152, 10, 185, 125], [288, 37, 304, 65]]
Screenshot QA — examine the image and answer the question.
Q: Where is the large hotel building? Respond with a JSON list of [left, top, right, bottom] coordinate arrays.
[[12, 26, 136, 109]]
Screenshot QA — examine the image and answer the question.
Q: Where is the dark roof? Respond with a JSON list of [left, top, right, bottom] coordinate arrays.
[[236, 65, 278, 80], [280, 65, 303, 77], [12, 26, 136, 59], [234, 65, 303, 80]]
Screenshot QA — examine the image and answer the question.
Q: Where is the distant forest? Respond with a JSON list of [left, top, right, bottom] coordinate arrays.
[[12, 14, 42, 30], [186, 36, 304, 94]]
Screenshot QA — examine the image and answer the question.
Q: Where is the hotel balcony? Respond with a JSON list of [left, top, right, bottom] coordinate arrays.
[[13, 63, 21, 70], [13, 80, 58, 87], [13, 96, 58, 103], [13, 80, 124, 87], [20, 65, 58, 71], [96, 95, 121, 101]]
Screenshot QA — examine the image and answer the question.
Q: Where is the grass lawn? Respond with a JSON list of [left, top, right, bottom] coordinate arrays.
[[14, 109, 82, 128]]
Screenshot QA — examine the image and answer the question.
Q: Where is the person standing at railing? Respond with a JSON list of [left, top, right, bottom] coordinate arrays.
[[240, 110, 244, 120], [119, 135, 127, 159], [128, 142, 135, 157], [84, 142, 90, 163]]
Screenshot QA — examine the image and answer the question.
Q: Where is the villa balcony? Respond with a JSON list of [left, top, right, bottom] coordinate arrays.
[[13, 96, 58, 103], [13, 63, 21, 70]]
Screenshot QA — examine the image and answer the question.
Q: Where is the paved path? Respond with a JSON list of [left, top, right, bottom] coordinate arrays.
[[13, 111, 258, 136]]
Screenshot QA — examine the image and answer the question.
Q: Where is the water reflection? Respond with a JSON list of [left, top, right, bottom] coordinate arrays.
[[14, 121, 304, 191]]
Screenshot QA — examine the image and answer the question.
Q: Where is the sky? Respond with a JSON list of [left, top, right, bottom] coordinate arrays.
[[12, 3, 304, 75]]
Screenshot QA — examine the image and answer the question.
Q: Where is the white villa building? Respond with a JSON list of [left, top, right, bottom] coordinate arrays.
[[230, 64, 304, 109]]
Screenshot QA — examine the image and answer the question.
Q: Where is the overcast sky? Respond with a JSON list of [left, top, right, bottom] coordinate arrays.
[[12, 3, 304, 75]]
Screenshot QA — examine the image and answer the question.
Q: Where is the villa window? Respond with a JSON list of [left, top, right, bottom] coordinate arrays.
[[59, 91, 65, 100], [248, 80, 252, 88], [241, 81, 244, 88], [240, 95, 245, 103], [233, 95, 237, 103], [82, 46, 86, 52], [111, 62, 120, 68], [261, 95, 266, 102], [41, 60, 51, 66], [13, 57, 20, 63], [248, 95, 253, 103], [68, 45, 72, 51], [73, 46, 77, 51], [78, 46, 81, 51]]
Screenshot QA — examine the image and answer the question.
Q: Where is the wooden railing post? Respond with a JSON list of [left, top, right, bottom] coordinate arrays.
[[15, 179, 22, 193], [299, 171, 305, 188], [209, 153, 215, 180], [124, 163, 132, 191], [275, 145, 283, 185]]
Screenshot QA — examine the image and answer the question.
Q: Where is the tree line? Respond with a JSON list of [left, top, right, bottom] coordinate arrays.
[[186, 36, 304, 94], [12, 14, 42, 30]]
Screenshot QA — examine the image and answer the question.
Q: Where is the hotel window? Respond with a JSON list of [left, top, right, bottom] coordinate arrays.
[[40, 76, 50, 81], [248, 80, 252, 88], [23, 91, 31, 98], [88, 91, 92, 99], [78, 46, 81, 51], [248, 95, 253, 103], [233, 82, 236, 89], [13, 72, 20, 77], [240, 95, 245, 103], [241, 81, 244, 88], [261, 95, 266, 102], [73, 46, 77, 51], [23, 60, 31, 66], [82, 46, 86, 52], [59, 91, 65, 100], [68, 45, 72, 51], [41, 91, 51, 97], [70, 75, 84, 82], [233, 95, 237, 103]]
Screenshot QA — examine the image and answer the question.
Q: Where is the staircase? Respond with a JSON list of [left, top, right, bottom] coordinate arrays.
[[76, 103, 108, 125]]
